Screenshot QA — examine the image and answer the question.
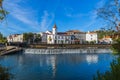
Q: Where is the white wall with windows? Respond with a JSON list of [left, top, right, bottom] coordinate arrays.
[[7, 34, 23, 43], [47, 35, 72, 44], [86, 32, 98, 43]]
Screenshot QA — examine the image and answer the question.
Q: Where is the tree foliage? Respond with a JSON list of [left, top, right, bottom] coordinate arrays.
[[0, 32, 7, 43], [23, 33, 34, 42], [94, 0, 120, 80], [112, 38, 120, 54], [23, 33, 41, 44], [97, 0, 120, 30], [0, 0, 8, 21], [93, 57, 120, 80], [96, 29, 116, 39], [0, 65, 13, 80], [34, 34, 41, 43], [0, 1, 12, 80]]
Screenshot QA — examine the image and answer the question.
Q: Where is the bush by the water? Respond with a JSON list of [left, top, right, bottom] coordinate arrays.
[[0, 65, 13, 80], [93, 57, 120, 80], [112, 38, 120, 54]]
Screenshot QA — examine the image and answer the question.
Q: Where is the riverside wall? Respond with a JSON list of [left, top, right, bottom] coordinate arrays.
[[24, 48, 112, 54]]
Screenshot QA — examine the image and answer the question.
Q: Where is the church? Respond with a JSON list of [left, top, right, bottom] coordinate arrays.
[[47, 24, 73, 44]]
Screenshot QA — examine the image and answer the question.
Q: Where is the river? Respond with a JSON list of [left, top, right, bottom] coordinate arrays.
[[0, 51, 117, 80]]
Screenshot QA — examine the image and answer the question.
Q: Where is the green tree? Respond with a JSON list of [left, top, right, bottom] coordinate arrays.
[[93, 57, 120, 80], [0, 0, 13, 80], [112, 38, 120, 54], [0, 65, 13, 80], [97, 0, 120, 53], [96, 29, 116, 39], [97, 0, 120, 30], [0, 0, 8, 21], [94, 0, 120, 80], [0, 32, 7, 43], [23, 33, 42, 44], [34, 34, 41, 43]]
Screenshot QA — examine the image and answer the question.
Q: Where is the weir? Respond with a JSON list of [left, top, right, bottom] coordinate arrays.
[[24, 48, 112, 54]]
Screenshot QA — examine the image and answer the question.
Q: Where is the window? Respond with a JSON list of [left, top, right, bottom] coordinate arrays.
[[55, 36, 57, 39], [60, 36, 61, 39], [62, 36, 63, 39], [58, 36, 60, 39]]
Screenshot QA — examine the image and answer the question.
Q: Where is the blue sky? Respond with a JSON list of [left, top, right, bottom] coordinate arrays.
[[0, 0, 106, 36]]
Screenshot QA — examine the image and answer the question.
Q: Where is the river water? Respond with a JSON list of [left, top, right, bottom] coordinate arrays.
[[0, 52, 117, 80]]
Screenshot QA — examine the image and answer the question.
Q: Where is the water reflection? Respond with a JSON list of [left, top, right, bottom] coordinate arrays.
[[0, 53, 116, 80], [86, 55, 98, 64], [45, 55, 57, 77]]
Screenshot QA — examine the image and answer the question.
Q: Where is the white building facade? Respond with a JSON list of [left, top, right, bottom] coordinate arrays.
[[99, 36, 113, 44], [7, 34, 23, 43], [66, 30, 86, 44], [86, 31, 98, 43], [39, 31, 52, 43], [47, 24, 72, 44]]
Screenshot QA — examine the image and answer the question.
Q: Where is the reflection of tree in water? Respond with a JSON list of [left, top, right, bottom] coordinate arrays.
[[94, 57, 120, 80]]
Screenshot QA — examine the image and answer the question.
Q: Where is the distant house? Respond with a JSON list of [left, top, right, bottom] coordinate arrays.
[[7, 25, 99, 44], [7, 34, 23, 43], [99, 36, 113, 44], [66, 30, 86, 44], [86, 31, 98, 43], [39, 25, 98, 44], [39, 32, 48, 44]]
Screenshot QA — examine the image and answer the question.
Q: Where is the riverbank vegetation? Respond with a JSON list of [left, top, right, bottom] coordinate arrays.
[[0, 65, 13, 80], [94, 0, 120, 80], [96, 29, 116, 39], [0, 0, 13, 80], [0, 32, 7, 43], [23, 33, 41, 44], [112, 38, 120, 54], [94, 57, 120, 80]]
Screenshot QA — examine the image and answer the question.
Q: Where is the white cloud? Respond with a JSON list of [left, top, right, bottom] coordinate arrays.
[[0, 22, 28, 36], [3, 0, 39, 31], [40, 11, 54, 31], [83, 0, 107, 30], [64, 7, 83, 18], [66, 13, 83, 18], [1, 0, 55, 35]]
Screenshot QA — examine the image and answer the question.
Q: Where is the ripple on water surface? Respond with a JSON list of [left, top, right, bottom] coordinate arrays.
[[0, 53, 117, 80]]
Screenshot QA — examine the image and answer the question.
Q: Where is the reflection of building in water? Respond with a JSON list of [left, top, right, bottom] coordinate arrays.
[[17, 55, 24, 66], [46, 55, 57, 77], [86, 55, 98, 64]]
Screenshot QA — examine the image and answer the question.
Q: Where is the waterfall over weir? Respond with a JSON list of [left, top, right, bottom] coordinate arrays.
[[24, 48, 112, 54]]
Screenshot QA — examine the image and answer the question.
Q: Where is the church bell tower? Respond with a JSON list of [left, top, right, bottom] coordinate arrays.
[[52, 24, 57, 35]]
